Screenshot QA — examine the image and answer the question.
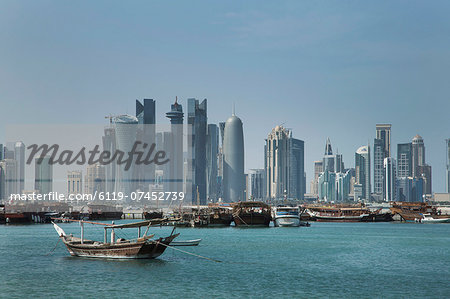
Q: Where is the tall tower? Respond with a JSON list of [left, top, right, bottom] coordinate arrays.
[[136, 99, 156, 192], [323, 138, 335, 173], [223, 112, 244, 202], [384, 157, 396, 202], [206, 124, 219, 202], [397, 143, 412, 178], [166, 97, 184, 195], [35, 156, 53, 194], [14, 142, 25, 193], [187, 98, 207, 204], [374, 124, 391, 196], [376, 124, 391, 156], [355, 145, 370, 200], [412, 135, 425, 178], [264, 126, 304, 200], [113, 114, 138, 197]]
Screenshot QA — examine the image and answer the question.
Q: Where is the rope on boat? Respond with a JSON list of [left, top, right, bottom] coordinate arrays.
[[46, 237, 61, 256], [159, 243, 222, 263]]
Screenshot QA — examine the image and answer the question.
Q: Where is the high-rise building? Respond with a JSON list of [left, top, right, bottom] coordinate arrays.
[[113, 114, 138, 196], [396, 177, 424, 202], [318, 170, 336, 201], [0, 144, 3, 160], [397, 143, 412, 178], [14, 141, 25, 194], [447, 139, 450, 193], [376, 124, 391, 156], [355, 145, 370, 200], [35, 156, 53, 194], [136, 99, 156, 125], [248, 169, 265, 201], [417, 165, 432, 195], [166, 98, 184, 195], [136, 99, 156, 192], [102, 126, 116, 193], [85, 164, 105, 195], [384, 157, 396, 202], [265, 126, 305, 200], [0, 159, 17, 199], [206, 124, 219, 202], [334, 153, 344, 173], [223, 112, 244, 202], [335, 170, 351, 201], [323, 138, 335, 173], [311, 160, 323, 195], [67, 171, 83, 195], [374, 124, 392, 196], [412, 135, 425, 178], [373, 138, 385, 195], [187, 98, 207, 204]]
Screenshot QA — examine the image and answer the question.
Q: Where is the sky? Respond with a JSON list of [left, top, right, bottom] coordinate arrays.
[[1, 0, 449, 193]]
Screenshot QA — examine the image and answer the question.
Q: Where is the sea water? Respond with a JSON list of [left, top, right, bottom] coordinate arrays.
[[0, 222, 449, 298]]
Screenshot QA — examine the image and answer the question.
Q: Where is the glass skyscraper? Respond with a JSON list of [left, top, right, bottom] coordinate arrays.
[[397, 143, 412, 178], [374, 124, 391, 196], [355, 145, 370, 200], [187, 98, 207, 204]]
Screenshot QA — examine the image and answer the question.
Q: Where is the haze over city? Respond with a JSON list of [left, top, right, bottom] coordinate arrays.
[[1, 0, 449, 192]]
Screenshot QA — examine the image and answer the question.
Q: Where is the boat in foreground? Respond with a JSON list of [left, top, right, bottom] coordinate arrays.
[[52, 218, 179, 259], [232, 201, 272, 227], [170, 239, 202, 246], [416, 214, 450, 223], [274, 206, 301, 227]]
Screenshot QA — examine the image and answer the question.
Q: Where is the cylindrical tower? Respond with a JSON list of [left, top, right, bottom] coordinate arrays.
[[223, 113, 244, 202], [114, 114, 138, 197]]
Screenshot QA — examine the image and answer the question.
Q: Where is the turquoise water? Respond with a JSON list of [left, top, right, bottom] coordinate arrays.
[[0, 222, 449, 298]]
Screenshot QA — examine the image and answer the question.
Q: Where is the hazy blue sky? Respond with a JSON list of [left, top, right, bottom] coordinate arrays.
[[1, 0, 449, 192]]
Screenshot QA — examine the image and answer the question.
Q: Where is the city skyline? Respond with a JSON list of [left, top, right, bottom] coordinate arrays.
[[1, 1, 449, 192]]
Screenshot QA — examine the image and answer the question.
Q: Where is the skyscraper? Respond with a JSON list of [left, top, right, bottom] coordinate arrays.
[[223, 112, 244, 202], [136, 99, 156, 125], [355, 145, 370, 200], [376, 124, 391, 156], [248, 169, 265, 200], [323, 138, 335, 173], [14, 141, 25, 194], [113, 114, 138, 196], [396, 177, 424, 202], [136, 99, 156, 192], [397, 143, 412, 178], [166, 98, 184, 195], [102, 126, 116, 193], [374, 124, 392, 196], [265, 126, 304, 200], [187, 98, 207, 204], [0, 144, 3, 160], [373, 138, 384, 195], [311, 160, 323, 196], [35, 156, 53, 194], [206, 124, 219, 202], [0, 159, 17, 199], [412, 135, 425, 178], [384, 157, 396, 202]]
